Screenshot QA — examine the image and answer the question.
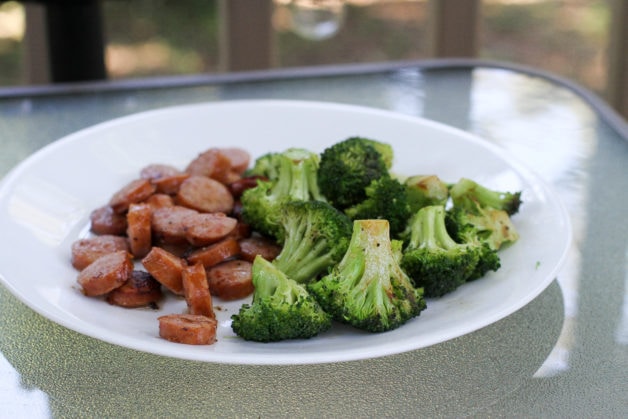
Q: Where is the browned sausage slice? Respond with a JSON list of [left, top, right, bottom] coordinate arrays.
[[109, 178, 156, 214], [228, 175, 266, 199], [157, 314, 217, 345], [140, 163, 181, 180], [141, 247, 186, 295], [219, 147, 250, 174], [186, 237, 240, 268], [126, 203, 152, 258], [184, 213, 238, 247], [238, 236, 281, 263], [106, 270, 163, 308], [206, 259, 253, 300], [77, 250, 133, 296], [144, 193, 174, 209], [71, 235, 130, 271], [175, 175, 234, 214], [182, 263, 215, 318], [185, 148, 233, 183], [90, 205, 127, 235], [151, 205, 198, 244]]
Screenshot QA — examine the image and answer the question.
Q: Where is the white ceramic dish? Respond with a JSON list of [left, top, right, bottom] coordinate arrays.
[[0, 100, 571, 365]]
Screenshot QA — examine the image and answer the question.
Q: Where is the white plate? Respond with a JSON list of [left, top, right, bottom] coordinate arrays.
[[0, 100, 571, 365]]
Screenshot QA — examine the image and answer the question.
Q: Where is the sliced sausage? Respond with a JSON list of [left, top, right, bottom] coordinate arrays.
[[206, 259, 253, 300], [141, 247, 186, 295], [182, 263, 215, 318], [238, 236, 281, 263], [158, 314, 217, 345], [144, 193, 174, 209], [228, 175, 266, 199], [126, 203, 152, 258], [151, 205, 199, 244], [175, 175, 234, 214], [108, 178, 156, 214], [219, 147, 250, 174], [140, 163, 189, 194], [186, 237, 240, 268], [185, 148, 234, 184], [90, 205, 127, 235], [77, 250, 133, 296], [184, 213, 238, 247], [106, 270, 163, 308], [71, 235, 130, 271]]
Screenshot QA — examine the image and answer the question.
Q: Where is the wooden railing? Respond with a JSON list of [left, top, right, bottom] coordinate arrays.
[[20, 0, 628, 119]]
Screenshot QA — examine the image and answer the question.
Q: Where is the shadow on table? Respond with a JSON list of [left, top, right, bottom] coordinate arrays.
[[0, 282, 564, 417]]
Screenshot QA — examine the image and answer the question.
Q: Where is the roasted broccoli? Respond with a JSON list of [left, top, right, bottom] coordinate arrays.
[[308, 219, 426, 333], [344, 175, 411, 237], [231, 256, 332, 342], [241, 148, 326, 238], [317, 137, 391, 210], [447, 202, 520, 252], [400, 205, 481, 297], [449, 177, 522, 216], [272, 200, 352, 284], [405, 174, 449, 212]]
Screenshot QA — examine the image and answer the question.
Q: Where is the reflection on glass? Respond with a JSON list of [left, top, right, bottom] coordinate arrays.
[[282, 0, 346, 40], [0, 353, 50, 417]]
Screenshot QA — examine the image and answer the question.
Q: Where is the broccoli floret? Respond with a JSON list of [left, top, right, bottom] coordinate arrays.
[[231, 256, 332, 342], [344, 176, 411, 237], [447, 202, 519, 251], [400, 205, 481, 298], [449, 177, 522, 216], [317, 137, 391, 210], [272, 200, 352, 284], [446, 207, 502, 281], [241, 148, 326, 238], [308, 219, 426, 333], [405, 174, 449, 212]]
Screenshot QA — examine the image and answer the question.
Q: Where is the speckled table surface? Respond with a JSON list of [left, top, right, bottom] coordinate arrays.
[[0, 60, 626, 418]]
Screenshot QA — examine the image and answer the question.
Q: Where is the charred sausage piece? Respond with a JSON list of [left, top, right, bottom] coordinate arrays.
[[90, 205, 128, 235], [226, 222, 252, 241], [126, 203, 152, 258], [106, 270, 163, 308], [77, 250, 133, 296], [228, 175, 266, 199], [140, 164, 190, 194], [175, 175, 234, 214], [238, 236, 281, 263], [184, 213, 238, 247], [151, 205, 199, 244], [186, 237, 241, 268], [158, 314, 217, 345], [141, 247, 187, 295], [71, 235, 130, 271], [182, 263, 215, 318], [140, 163, 181, 180], [144, 193, 174, 209], [218, 147, 251, 175], [185, 148, 234, 184], [109, 178, 157, 214], [206, 259, 253, 300]]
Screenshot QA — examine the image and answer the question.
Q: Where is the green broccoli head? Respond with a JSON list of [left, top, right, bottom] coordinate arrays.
[[447, 203, 519, 252], [344, 175, 411, 237], [405, 174, 450, 212], [241, 148, 326, 238], [400, 205, 481, 297], [231, 256, 332, 342], [272, 200, 353, 284], [449, 177, 522, 216], [308, 219, 426, 333], [317, 137, 391, 210]]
